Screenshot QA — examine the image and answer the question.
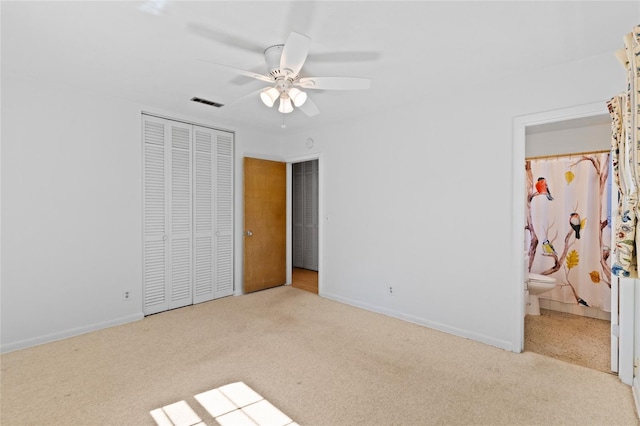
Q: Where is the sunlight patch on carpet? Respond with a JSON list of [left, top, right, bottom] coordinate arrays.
[[150, 382, 298, 426]]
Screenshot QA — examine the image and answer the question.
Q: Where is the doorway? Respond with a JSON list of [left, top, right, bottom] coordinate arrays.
[[289, 158, 319, 294], [513, 102, 620, 376], [524, 115, 612, 373]]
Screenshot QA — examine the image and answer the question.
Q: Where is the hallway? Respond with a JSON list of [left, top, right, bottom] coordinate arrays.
[[291, 268, 318, 294]]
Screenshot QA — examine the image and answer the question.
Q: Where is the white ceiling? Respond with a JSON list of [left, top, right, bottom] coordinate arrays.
[[2, 1, 638, 135]]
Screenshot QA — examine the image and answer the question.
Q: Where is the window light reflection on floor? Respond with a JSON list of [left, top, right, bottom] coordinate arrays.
[[150, 381, 298, 426]]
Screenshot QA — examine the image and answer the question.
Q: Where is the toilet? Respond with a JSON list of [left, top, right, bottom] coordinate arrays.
[[526, 272, 556, 315]]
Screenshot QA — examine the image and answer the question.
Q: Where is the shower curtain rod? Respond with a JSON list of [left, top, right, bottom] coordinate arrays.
[[525, 149, 610, 161]]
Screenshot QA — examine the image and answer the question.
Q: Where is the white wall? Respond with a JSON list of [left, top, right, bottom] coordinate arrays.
[[1, 74, 143, 351], [0, 73, 281, 352], [526, 122, 610, 158], [281, 51, 626, 350], [1, 48, 629, 354]]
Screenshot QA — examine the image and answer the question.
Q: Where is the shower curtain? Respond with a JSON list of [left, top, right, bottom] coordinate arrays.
[[525, 153, 611, 311], [608, 26, 640, 277]]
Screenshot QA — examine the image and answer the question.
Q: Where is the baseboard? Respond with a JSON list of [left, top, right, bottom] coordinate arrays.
[[320, 291, 514, 352], [1, 313, 144, 354], [538, 298, 611, 321]]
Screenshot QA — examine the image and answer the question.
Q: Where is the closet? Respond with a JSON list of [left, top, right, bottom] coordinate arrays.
[[142, 114, 234, 315], [292, 160, 318, 271]]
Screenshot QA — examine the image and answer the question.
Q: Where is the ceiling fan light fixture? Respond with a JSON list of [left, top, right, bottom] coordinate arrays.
[[260, 87, 280, 107], [288, 87, 307, 107], [205, 32, 372, 121], [278, 95, 294, 113]]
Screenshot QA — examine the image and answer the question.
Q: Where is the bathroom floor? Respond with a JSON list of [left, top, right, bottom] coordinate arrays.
[[524, 308, 612, 374]]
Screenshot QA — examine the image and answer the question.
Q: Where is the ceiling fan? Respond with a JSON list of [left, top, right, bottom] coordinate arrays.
[[201, 32, 372, 117]]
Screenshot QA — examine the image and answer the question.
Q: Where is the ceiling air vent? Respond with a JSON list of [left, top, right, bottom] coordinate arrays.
[[191, 97, 224, 108]]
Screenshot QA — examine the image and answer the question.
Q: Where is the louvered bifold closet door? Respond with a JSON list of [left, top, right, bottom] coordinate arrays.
[[193, 127, 215, 303], [143, 115, 193, 314], [303, 160, 318, 271], [168, 122, 193, 310], [144, 116, 232, 315], [193, 126, 234, 302], [213, 130, 234, 298], [292, 163, 304, 268], [143, 116, 169, 314]]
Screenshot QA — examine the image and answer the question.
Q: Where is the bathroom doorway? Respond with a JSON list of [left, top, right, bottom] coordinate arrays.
[[290, 158, 319, 294], [522, 111, 614, 373]]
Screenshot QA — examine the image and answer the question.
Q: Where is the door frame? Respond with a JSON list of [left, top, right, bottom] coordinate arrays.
[[512, 101, 612, 350], [285, 153, 322, 294]]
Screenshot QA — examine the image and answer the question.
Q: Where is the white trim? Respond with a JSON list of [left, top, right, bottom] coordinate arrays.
[[512, 101, 609, 353], [286, 162, 293, 285], [285, 153, 320, 164], [612, 277, 620, 373], [141, 110, 235, 135], [632, 376, 640, 417], [0, 313, 144, 354], [620, 278, 635, 385]]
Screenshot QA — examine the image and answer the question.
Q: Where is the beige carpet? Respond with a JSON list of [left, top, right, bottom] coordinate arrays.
[[1, 286, 637, 425], [525, 308, 611, 374]]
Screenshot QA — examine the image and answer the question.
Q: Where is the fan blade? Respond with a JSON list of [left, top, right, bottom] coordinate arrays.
[[280, 32, 310, 77], [188, 23, 264, 55], [199, 59, 273, 83], [298, 96, 319, 117], [296, 77, 371, 90]]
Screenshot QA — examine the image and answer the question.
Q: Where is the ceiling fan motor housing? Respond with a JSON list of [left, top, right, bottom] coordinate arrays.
[[264, 44, 285, 78]]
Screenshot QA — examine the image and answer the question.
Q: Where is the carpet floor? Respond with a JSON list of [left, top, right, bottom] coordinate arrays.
[[1, 286, 637, 425]]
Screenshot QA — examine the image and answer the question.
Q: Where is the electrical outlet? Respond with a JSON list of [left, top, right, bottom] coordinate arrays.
[[388, 286, 393, 294], [123, 290, 131, 301]]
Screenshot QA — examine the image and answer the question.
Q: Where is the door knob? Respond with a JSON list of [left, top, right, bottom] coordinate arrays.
[[245, 230, 253, 236]]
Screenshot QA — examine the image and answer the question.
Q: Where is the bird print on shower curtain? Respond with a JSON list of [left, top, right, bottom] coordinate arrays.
[[535, 177, 554, 200], [569, 213, 581, 239], [542, 239, 556, 255]]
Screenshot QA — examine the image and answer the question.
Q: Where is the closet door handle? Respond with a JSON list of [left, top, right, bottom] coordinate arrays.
[[245, 230, 253, 237]]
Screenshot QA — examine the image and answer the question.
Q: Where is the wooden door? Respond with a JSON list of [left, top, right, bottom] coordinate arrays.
[[243, 157, 286, 293]]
